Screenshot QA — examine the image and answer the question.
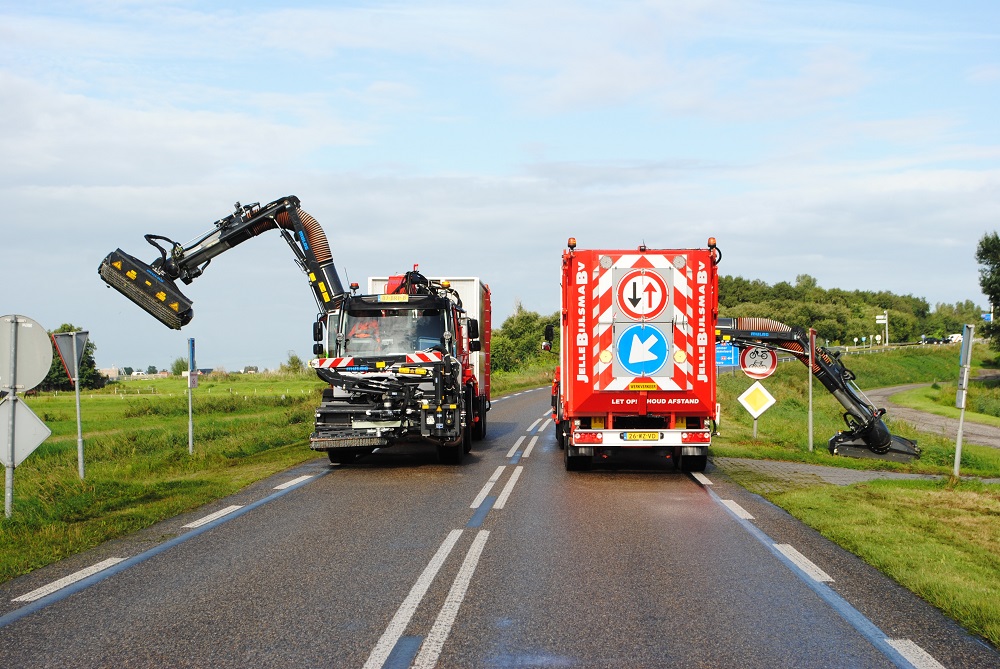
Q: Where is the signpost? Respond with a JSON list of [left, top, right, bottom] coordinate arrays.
[[875, 310, 888, 346], [1, 315, 54, 518], [954, 324, 975, 476], [738, 381, 776, 438], [52, 331, 88, 479], [187, 338, 196, 454]]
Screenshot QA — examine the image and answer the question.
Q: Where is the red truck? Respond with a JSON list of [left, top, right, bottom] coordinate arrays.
[[548, 237, 721, 471]]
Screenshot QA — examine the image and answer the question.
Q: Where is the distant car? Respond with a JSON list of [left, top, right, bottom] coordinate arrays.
[[947, 333, 963, 343], [921, 337, 943, 344]]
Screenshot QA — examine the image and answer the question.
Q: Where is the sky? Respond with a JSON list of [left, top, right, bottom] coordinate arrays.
[[2, 0, 998, 373]]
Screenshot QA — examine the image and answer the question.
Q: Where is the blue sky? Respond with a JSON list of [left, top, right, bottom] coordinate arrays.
[[2, 1, 998, 372]]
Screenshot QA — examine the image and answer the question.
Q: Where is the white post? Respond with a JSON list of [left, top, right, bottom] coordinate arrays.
[[5, 317, 18, 518]]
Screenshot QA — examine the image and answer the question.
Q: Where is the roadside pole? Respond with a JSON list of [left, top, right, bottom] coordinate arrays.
[[808, 328, 816, 452], [53, 331, 89, 479], [5, 318, 17, 518], [187, 338, 196, 455], [954, 324, 975, 477], [72, 335, 84, 479]]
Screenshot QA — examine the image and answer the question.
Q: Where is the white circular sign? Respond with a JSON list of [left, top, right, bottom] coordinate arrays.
[[739, 346, 777, 380], [0, 315, 53, 392], [616, 269, 668, 320]]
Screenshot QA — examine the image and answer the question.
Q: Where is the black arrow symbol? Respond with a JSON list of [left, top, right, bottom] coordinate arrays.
[[627, 281, 640, 308]]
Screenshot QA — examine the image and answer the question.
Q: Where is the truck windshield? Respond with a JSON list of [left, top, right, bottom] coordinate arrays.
[[340, 308, 447, 357]]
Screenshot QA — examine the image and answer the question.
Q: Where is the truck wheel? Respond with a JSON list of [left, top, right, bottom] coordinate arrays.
[[438, 443, 464, 464], [464, 387, 475, 452], [564, 446, 590, 471], [555, 421, 565, 449], [679, 451, 708, 473]]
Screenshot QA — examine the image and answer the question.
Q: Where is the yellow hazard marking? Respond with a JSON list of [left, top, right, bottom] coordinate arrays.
[[156, 291, 166, 301], [169, 302, 180, 312], [318, 281, 326, 292], [399, 366, 429, 376], [126, 270, 137, 280], [145, 280, 152, 287], [378, 294, 409, 303], [309, 273, 316, 282], [592, 416, 605, 429], [112, 260, 123, 270], [376, 361, 386, 369]]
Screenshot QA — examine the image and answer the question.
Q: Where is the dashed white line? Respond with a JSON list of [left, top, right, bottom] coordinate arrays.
[[506, 436, 525, 459], [537, 418, 552, 433], [273, 474, 315, 490], [522, 436, 539, 458], [691, 472, 713, 485], [885, 639, 946, 669], [361, 529, 464, 669], [494, 466, 524, 510], [182, 505, 243, 529], [13, 558, 125, 602], [774, 544, 834, 582], [526, 418, 542, 432], [720, 499, 754, 520], [470, 466, 506, 508], [411, 530, 490, 669]]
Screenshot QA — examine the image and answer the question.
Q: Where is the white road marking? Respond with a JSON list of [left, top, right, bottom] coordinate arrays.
[[774, 544, 834, 582], [720, 499, 754, 519], [691, 472, 712, 485], [526, 418, 542, 432], [522, 436, 539, 458], [506, 436, 525, 458], [540, 410, 550, 418], [13, 558, 125, 602], [494, 466, 524, 510], [411, 530, 490, 669], [470, 466, 506, 508], [537, 418, 551, 433], [182, 505, 243, 529], [273, 474, 314, 490], [885, 639, 946, 669], [361, 529, 464, 669]]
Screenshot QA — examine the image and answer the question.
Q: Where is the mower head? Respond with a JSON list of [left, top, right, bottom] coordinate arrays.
[[98, 248, 194, 329]]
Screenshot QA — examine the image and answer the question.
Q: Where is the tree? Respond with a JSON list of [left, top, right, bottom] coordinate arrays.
[[39, 324, 107, 391], [976, 232, 1000, 347], [170, 357, 187, 376], [146, 365, 158, 375], [279, 351, 306, 374], [123, 366, 134, 377]]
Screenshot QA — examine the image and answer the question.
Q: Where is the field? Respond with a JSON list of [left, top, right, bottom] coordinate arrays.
[[1, 345, 998, 646]]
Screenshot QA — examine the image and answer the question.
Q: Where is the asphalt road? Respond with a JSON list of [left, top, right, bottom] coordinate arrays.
[[1, 388, 997, 668]]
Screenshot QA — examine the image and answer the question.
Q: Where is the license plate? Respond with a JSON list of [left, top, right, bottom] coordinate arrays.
[[624, 432, 659, 441]]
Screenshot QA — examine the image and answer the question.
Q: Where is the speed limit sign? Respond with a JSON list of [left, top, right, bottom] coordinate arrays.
[[739, 346, 777, 379]]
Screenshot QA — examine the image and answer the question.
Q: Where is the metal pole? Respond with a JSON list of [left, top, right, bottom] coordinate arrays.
[[188, 384, 194, 455], [5, 316, 19, 518], [954, 364, 970, 477], [73, 334, 84, 479], [808, 336, 814, 453]]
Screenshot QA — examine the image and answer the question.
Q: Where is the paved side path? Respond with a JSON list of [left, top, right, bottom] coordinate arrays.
[[711, 379, 1000, 488]]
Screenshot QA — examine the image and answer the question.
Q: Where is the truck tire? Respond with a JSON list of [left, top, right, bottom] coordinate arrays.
[[678, 449, 708, 473], [564, 446, 590, 471], [554, 421, 565, 449], [464, 386, 475, 452]]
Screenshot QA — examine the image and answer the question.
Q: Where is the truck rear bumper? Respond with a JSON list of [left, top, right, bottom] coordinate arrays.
[[570, 429, 711, 448]]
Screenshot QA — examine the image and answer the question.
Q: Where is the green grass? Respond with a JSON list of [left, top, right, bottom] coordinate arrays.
[[1, 372, 325, 583], [713, 343, 1000, 647]]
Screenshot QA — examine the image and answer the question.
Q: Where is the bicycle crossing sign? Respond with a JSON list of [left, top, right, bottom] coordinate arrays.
[[739, 346, 777, 379]]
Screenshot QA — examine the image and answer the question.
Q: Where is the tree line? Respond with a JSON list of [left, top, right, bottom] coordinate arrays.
[[490, 273, 985, 373]]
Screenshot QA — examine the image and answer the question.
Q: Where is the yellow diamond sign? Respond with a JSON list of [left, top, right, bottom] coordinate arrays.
[[738, 381, 776, 419]]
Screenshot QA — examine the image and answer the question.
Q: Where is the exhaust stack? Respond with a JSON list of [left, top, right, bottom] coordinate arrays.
[[98, 248, 193, 330]]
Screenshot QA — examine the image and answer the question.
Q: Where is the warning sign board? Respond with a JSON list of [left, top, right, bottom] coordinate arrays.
[[739, 346, 777, 380], [615, 269, 669, 321], [615, 324, 669, 377]]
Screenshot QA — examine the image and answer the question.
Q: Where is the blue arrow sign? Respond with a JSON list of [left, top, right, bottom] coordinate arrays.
[[616, 324, 669, 377]]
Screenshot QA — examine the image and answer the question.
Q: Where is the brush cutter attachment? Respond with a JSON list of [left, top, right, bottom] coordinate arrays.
[[98, 248, 194, 330]]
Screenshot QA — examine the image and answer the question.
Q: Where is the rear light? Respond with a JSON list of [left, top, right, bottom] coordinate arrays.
[[574, 431, 603, 444], [681, 431, 711, 444]]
